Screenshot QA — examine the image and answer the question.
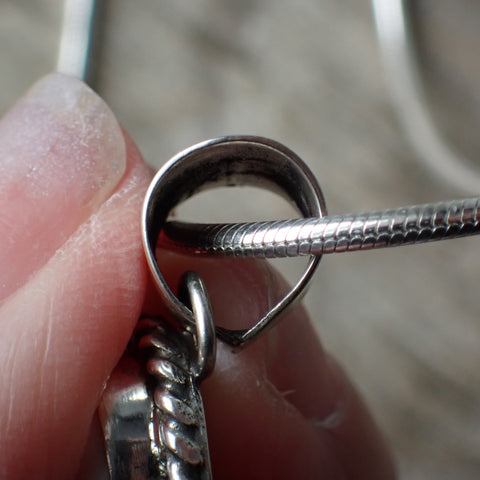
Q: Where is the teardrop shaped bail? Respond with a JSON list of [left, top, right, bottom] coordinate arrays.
[[142, 135, 327, 348]]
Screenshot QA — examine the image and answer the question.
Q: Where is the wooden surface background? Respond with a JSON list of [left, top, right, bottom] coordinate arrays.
[[1, 1, 480, 478]]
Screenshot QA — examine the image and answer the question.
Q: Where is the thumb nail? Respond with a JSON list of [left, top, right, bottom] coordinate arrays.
[[0, 73, 126, 302]]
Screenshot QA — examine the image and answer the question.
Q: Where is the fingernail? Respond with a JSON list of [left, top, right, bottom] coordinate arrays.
[[0, 73, 126, 301]]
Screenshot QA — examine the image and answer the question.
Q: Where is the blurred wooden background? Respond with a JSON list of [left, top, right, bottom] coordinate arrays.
[[1, 1, 480, 478]]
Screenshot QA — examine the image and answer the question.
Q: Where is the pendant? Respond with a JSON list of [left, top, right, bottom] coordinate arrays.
[[99, 134, 480, 478], [100, 272, 215, 480], [100, 136, 325, 479]]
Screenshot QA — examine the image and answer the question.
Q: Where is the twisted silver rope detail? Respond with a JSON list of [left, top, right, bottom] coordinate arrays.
[[161, 198, 480, 258], [135, 317, 211, 479]]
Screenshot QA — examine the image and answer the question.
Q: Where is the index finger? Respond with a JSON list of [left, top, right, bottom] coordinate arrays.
[[153, 252, 395, 479]]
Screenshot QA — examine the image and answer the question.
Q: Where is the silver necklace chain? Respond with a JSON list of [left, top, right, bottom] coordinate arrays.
[[161, 197, 480, 258]]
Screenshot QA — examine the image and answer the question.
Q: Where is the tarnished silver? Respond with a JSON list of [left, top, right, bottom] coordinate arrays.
[[372, 0, 480, 194], [161, 197, 480, 257], [100, 272, 215, 480], [142, 135, 327, 349]]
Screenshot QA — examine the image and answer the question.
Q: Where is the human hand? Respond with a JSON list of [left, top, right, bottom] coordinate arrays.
[[0, 74, 395, 479]]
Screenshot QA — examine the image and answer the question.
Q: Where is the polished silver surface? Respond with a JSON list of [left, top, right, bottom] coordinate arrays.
[[162, 197, 480, 257], [181, 272, 216, 382], [99, 357, 156, 479], [372, 0, 480, 194], [142, 135, 327, 348], [100, 273, 215, 480]]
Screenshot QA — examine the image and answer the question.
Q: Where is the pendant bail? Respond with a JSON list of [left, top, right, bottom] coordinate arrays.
[[142, 135, 327, 348]]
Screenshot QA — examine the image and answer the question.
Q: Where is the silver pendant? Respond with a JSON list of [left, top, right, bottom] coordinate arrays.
[[100, 272, 216, 480], [101, 136, 325, 479], [100, 134, 480, 479]]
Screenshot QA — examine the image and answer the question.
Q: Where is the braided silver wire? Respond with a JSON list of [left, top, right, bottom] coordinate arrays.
[[161, 197, 480, 258], [135, 317, 211, 480]]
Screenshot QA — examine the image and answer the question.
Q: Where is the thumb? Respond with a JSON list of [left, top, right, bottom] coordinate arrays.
[[0, 74, 151, 479]]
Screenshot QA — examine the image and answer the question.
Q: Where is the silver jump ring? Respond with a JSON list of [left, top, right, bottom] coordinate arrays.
[[142, 135, 327, 348], [181, 271, 216, 382]]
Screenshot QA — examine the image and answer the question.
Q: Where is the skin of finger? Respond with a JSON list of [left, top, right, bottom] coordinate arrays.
[[0, 73, 127, 303], [0, 134, 151, 480], [153, 252, 396, 479]]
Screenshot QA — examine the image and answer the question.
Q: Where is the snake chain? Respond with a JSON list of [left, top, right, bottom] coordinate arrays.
[[161, 197, 480, 258]]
